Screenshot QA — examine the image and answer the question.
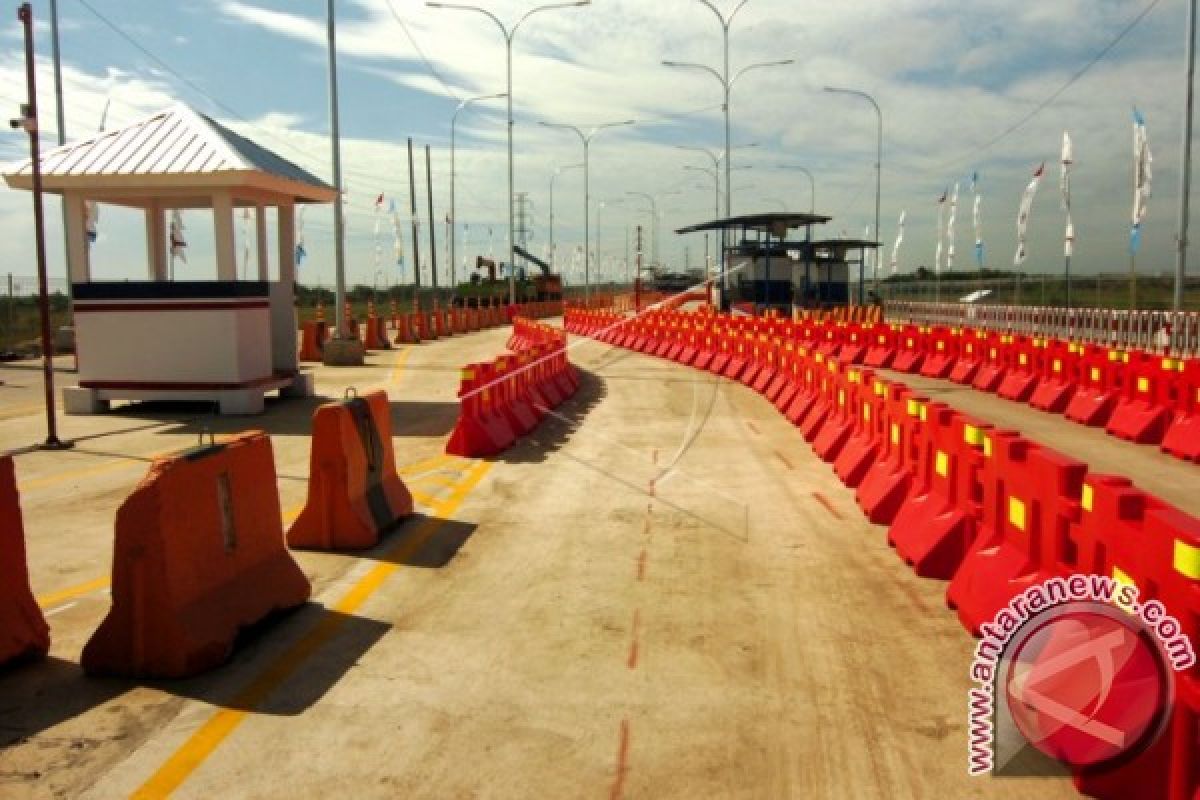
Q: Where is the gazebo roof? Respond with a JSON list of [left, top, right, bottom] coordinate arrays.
[[3, 103, 337, 204]]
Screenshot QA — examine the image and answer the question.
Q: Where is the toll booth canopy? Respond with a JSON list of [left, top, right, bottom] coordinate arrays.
[[675, 213, 879, 312]]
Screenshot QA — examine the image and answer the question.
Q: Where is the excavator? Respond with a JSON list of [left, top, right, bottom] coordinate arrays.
[[459, 247, 562, 305]]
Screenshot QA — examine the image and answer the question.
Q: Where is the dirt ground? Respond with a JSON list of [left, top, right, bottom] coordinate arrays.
[[0, 324, 1132, 798]]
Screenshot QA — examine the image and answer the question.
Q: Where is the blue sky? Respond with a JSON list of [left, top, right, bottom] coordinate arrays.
[[0, 0, 1192, 291]]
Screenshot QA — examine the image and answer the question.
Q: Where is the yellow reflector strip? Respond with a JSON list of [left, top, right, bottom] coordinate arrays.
[[907, 399, 919, 417], [907, 338, 914, 347], [1123, 352, 1130, 363], [1138, 377, 1150, 393], [1174, 540, 1200, 579], [891, 424, 900, 445], [1113, 566, 1136, 589], [983, 436, 993, 458], [1081, 484, 1094, 513], [461, 369, 474, 381], [863, 403, 871, 421], [963, 425, 982, 447], [815, 353, 824, 363], [990, 348, 997, 359], [919, 404, 928, 422], [1009, 497, 1027, 532], [848, 370, 860, 383], [935, 451, 949, 478], [1091, 367, 1101, 382], [1053, 360, 1062, 373], [1019, 354, 1028, 366], [966, 344, 974, 353], [875, 382, 886, 397], [937, 341, 945, 351], [1163, 358, 1176, 371], [879, 335, 886, 344], [838, 389, 846, 407]]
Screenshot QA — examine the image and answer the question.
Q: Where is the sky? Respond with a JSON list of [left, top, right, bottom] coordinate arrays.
[[0, 0, 1192, 292]]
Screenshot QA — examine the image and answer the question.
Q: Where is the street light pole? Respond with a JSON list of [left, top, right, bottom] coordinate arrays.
[[1175, 0, 1196, 313], [824, 86, 882, 292], [450, 91, 506, 290], [550, 162, 584, 273], [777, 164, 815, 213], [426, 1, 590, 305], [540, 120, 635, 302]]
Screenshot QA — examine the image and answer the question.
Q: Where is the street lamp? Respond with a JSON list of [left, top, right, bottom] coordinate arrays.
[[540, 119, 636, 301], [625, 190, 680, 267], [776, 164, 815, 213], [550, 161, 584, 272], [824, 86, 882, 291], [426, 0, 591, 304], [450, 91, 506, 288]]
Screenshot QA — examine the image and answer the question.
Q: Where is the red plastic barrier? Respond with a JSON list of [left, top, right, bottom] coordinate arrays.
[[856, 387, 926, 525], [446, 363, 516, 457], [1162, 358, 1200, 461], [1106, 353, 1175, 444], [833, 374, 887, 488], [863, 324, 897, 368], [995, 336, 1040, 402], [888, 408, 990, 579], [0, 456, 50, 668], [82, 432, 311, 678], [946, 438, 1087, 635], [948, 330, 987, 385], [918, 327, 958, 379], [798, 355, 837, 441], [971, 335, 1009, 393], [812, 365, 864, 462], [891, 326, 926, 373], [1029, 340, 1079, 412], [286, 391, 414, 551], [1065, 345, 1122, 426]]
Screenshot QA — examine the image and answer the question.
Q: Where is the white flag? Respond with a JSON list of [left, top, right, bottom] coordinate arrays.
[[935, 189, 947, 273], [946, 183, 959, 269], [1014, 163, 1045, 266], [1061, 131, 1075, 258], [84, 201, 99, 245], [1131, 108, 1152, 254], [169, 210, 187, 263], [890, 210, 906, 274], [971, 172, 983, 267]]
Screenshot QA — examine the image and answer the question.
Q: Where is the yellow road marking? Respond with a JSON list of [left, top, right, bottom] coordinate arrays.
[[410, 488, 439, 507], [397, 452, 460, 476], [387, 346, 413, 387], [412, 473, 460, 489], [35, 576, 110, 609], [131, 460, 492, 799]]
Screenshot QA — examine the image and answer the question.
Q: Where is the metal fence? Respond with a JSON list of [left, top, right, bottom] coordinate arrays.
[[885, 301, 1200, 357], [872, 274, 1200, 311]]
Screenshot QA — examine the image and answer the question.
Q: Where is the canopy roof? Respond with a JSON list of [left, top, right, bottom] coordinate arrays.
[[810, 239, 880, 249], [676, 212, 832, 238], [3, 104, 336, 205]]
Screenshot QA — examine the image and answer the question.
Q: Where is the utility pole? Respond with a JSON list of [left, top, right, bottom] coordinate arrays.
[[635, 224, 644, 312], [425, 144, 438, 298], [407, 138, 422, 311], [514, 191, 533, 255]]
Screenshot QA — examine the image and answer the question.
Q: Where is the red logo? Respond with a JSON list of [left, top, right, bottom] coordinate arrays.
[[1004, 606, 1170, 768]]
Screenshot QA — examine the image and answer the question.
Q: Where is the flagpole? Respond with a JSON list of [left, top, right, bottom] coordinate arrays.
[[1175, 0, 1196, 317]]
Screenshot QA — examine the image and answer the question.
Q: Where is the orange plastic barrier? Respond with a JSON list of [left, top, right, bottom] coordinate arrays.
[[82, 432, 311, 678], [0, 456, 50, 668], [287, 391, 414, 551], [299, 320, 327, 362], [446, 319, 575, 457], [364, 315, 392, 351]]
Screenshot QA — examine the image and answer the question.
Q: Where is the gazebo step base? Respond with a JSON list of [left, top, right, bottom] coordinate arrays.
[[64, 371, 313, 416]]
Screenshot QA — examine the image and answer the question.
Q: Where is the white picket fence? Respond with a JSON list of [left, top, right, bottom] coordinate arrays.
[[885, 301, 1200, 357]]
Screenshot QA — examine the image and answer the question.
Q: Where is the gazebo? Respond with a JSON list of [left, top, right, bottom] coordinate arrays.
[[3, 104, 335, 414]]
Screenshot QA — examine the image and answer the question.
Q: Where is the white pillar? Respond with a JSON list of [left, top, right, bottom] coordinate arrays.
[[256, 204, 269, 281], [62, 192, 90, 284], [278, 201, 296, 286], [145, 202, 168, 281], [213, 191, 237, 281]]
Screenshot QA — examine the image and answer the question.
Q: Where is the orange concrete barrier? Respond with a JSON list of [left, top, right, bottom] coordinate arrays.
[[81, 432, 310, 678], [0, 456, 50, 668], [287, 390, 414, 551]]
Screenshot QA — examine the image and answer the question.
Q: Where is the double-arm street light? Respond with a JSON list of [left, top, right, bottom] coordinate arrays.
[[776, 164, 815, 213], [427, 0, 590, 303], [550, 162, 584, 272], [665, 0, 790, 220], [540, 119, 636, 301], [823, 86, 882, 291], [450, 91, 506, 287]]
